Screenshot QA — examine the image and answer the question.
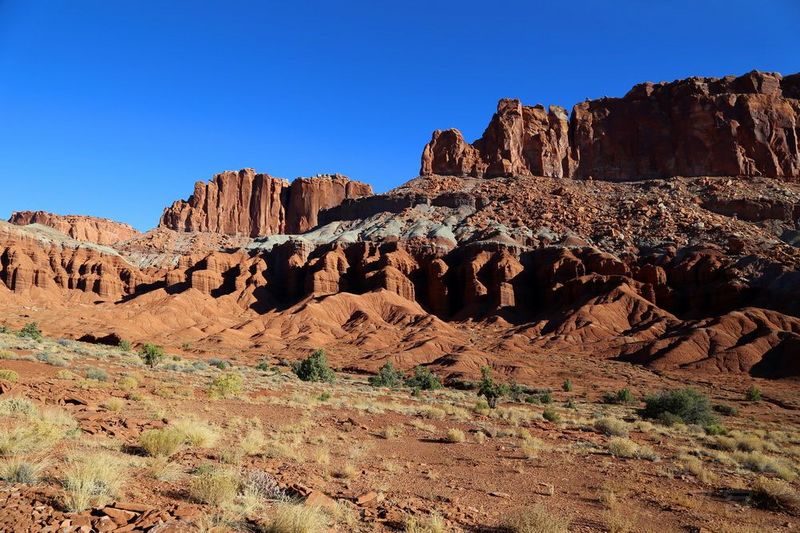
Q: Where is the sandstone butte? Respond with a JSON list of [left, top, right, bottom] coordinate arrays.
[[3, 69, 800, 384]]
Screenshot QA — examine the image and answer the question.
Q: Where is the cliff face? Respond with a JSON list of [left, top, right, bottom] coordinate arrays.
[[421, 71, 800, 181], [8, 211, 140, 245], [159, 169, 372, 236]]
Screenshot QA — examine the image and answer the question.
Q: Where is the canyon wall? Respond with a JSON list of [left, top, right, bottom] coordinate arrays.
[[421, 71, 800, 181], [159, 169, 372, 236]]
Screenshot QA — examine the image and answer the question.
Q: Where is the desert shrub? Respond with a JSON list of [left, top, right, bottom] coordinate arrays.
[[380, 425, 402, 440], [18, 322, 42, 341], [139, 343, 165, 368], [703, 422, 728, 436], [751, 476, 799, 511], [562, 379, 573, 392], [445, 428, 465, 443], [255, 359, 271, 372], [262, 503, 327, 533], [0, 325, 8, 334], [118, 339, 132, 352], [733, 451, 796, 480], [602, 388, 636, 405], [84, 367, 109, 381], [746, 385, 762, 402], [317, 391, 331, 402], [474, 399, 491, 415], [139, 427, 184, 457], [565, 398, 576, 409], [62, 452, 125, 512], [477, 366, 509, 408], [641, 388, 715, 426], [542, 408, 560, 423], [537, 390, 553, 404], [0, 457, 49, 484], [208, 372, 243, 399], [188, 467, 239, 506], [594, 417, 629, 437], [607, 437, 639, 458], [208, 358, 231, 370], [368, 361, 404, 388], [713, 404, 738, 416], [36, 352, 68, 367], [0, 369, 19, 382], [242, 469, 287, 501], [0, 397, 38, 416], [117, 375, 138, 390], [521, 436, 543, 459], [405, 365, 441, 391], [293, 349, 335, 383], [503, 505, 570, 533]]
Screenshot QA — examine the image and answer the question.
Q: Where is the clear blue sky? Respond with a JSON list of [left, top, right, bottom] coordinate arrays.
[[1, 1, 798, 231]]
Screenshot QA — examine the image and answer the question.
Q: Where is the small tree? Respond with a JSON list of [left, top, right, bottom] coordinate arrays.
[[369, 361, 404, 388], [405, 366, 441, 391], [18, 322, 42, 341], [139, 343, 165, 368], [293, 349, 335, 383], [477, 366, 509, 409]]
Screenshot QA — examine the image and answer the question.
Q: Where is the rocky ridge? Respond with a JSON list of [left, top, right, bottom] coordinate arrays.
[[422, 70, 800, 181], [8, 211, 140, 246], [159, 168, 372, 236]]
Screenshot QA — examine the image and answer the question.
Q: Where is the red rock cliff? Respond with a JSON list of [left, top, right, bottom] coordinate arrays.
[[159, 169, 372, 236], [421, 70, 800, 181], [8, 211, 140, 246]]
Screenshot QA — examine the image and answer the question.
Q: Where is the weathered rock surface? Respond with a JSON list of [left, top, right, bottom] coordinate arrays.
[[159, 168, 372, 236], [422, 70, 800, 181], [9, 211, 140, 245]]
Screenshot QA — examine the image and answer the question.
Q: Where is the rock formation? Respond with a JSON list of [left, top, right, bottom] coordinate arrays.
[[159, 169, 372, 236], [9, 211, 140, 245], [421, 70, 800, 181]]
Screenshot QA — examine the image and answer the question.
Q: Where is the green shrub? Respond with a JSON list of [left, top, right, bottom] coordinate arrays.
[[255, 360, 271, 372], [562, 379, 573, 392], [0, 325, 9, 334], [18, 323, 42, 341], [84, 367, 109, 382], [208, 358, 230, 370], [477, 366, 507, 408], [293, 349, 335, 383], [642, 388, 715, 426], [0, 369, 19, 382], [602, 388, 636, 405], [209, 373, 243, 399], [317, 391, 331, 402], [542, 408, 560, 423], [704, 423, 728, 436], [139, 344, 165, 368], [118, 340, 132, 352], [713, 404, 738, 416], [405, 365, 441, 392], [368, 361, 404, 388], [746, 385, 762, 402], [538, 390, 553, 404]]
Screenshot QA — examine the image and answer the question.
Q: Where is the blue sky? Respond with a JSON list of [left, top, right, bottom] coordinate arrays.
[[1, 1, 798, 231]]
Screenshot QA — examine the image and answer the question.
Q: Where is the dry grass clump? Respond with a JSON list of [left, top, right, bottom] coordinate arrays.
[[410, 420, 436, 433], [594, 417, 629, 437], [188, 466, 239, 506], [101, 397, 125, 412], [379, 425, 403, 440], [261, 502, 327, 533], [418, 406, 446, 420], [0, 457, 50, 484], [0, 419, 65, 456], [171, 417, 219, 448], [240, 429, 267, 456], [606, 438, 639, 458], [445, 428, 466, 443], [405, 512, 446, 533], [139, 427, 185, 457], [116, 375, 138, 390], [521, 436, 543, 460], [208, 373, 243, 399], [147, 456, 182, 482], [503, 505, 570, 533], [333, 463, 357, 479], [751, 476, 799, 511], [733, 451, 796, 481], [0, 397, 38, 416], [679, 454, 716, 484], [62, 452, 126, 512]]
